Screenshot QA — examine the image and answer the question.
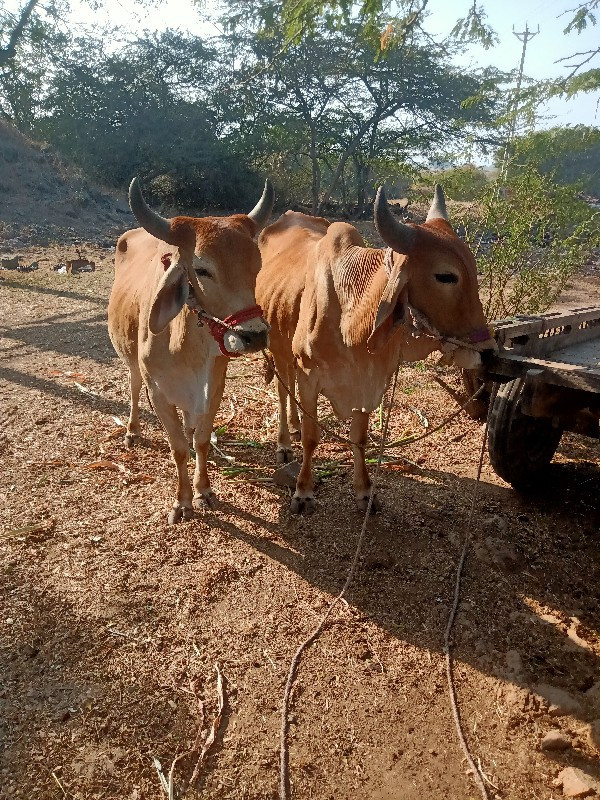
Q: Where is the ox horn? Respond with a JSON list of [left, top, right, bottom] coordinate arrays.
[[129, 177, 182, 246], [426, 184, 448, 222], [247, 178, 274, 232], [374, 186, 417, 255]]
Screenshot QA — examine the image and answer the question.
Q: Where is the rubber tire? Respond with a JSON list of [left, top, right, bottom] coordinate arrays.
[[487, 378, 563, 489]]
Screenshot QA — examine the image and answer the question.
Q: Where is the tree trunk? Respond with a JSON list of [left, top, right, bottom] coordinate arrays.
[[0, 0, 39, 66], [318, 114, 380, 215], [309, 121, 320, 215]]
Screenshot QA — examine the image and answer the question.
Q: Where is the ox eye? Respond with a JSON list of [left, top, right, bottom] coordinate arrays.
[[195, 268, 213, 279], [435, 273, 458, 284]]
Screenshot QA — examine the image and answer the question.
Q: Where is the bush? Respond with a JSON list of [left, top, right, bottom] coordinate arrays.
[[426, 165, 489, 201], [458, 166, 600, 320]]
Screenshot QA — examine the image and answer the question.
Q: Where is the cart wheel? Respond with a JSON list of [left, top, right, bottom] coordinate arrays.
[[487, 378, 563, 489]]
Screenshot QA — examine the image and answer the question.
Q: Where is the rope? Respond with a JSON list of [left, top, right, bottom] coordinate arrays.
[[268, 348, 498, 799], [263, 351, 486, 454], [443, 382, 499, 800], [279, 367, 401, 800]]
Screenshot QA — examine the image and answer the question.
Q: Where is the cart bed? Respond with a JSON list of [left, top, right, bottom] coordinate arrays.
[[486, 305, 600, 393]]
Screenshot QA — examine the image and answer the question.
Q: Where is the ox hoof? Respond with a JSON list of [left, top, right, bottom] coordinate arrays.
[[167, 505, 194, 524], [290, 430, 301, 442], [193, 491, 219, 510], [125, 432, 141, 448], [276, 447, 294, 465], [356, 492, 381, 514], [290, 495, 316, 515]]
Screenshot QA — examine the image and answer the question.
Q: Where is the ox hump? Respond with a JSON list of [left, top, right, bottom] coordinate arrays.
[[323, 222, 364, 258]]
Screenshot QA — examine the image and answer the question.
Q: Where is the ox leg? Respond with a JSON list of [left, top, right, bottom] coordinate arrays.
[[191, 415, 219, 510], [193, 360, 226, 510], [147, 388, 194, 524], [125, 362, 143, 447], [350, 410, 380, 513], [275, 374, 294, 464], [287, 364, 301, 442], [290, 377, 319, 515]]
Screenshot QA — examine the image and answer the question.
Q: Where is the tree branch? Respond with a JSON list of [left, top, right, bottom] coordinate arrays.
[[0, 0, 40, 66]]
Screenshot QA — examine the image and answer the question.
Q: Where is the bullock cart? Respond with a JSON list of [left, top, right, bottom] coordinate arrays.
[[481, 305, 600, 488]]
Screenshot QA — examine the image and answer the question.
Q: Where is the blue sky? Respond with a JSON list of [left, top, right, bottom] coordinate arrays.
[[424, 0, 600, 128]]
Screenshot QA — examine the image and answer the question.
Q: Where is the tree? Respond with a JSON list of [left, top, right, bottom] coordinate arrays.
[[502, 125, 600, 196], [34, 30, 263, 208], [0, 0, 40, 66], [275, 1, 599, 94], [218, 1, 503, 214]]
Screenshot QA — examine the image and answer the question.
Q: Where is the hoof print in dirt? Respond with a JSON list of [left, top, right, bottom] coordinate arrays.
[[168, 505, 194, 524], [290, 495, 315, 515], [273, 460, 301, 487], [193, 492, 219, 511]]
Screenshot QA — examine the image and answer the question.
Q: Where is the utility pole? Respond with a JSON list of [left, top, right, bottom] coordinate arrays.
[[500, 23, 540, 181]]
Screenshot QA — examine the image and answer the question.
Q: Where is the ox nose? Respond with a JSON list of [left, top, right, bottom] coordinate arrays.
[[238, 328, 269, 352]]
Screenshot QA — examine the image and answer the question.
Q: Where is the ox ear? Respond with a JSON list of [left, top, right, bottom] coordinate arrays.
[[149, 261, 189, 334], [367, 264, 409, 353]]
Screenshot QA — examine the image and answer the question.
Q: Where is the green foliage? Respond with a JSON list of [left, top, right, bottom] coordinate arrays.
[[460, 167, 600, 320], [450, 3, 498, 50], [563, 1, 598, 33], [31, 31, 263, 208], [503, 125, 600, 196], [425, 165, 489, 201], [561, 68, 600, 96]]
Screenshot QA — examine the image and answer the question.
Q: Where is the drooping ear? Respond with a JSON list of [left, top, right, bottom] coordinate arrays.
[[367, 263, 410, 353], [149, 261, 189, 334]]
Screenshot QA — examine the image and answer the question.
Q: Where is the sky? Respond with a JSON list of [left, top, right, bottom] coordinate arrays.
[[424, 0, 600, 128]]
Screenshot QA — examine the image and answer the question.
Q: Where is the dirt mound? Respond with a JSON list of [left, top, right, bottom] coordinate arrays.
[[0, 120, 133, 246]]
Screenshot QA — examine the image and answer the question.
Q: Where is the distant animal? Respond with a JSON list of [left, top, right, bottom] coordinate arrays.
[[256, 185, 496, 514], [66, 258, 95, 273], [108, 177, 273, 523], [1, 256, 19, 270]]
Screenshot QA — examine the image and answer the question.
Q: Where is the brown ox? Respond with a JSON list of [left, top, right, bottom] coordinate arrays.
[[256, 185, 496, 514], [108, 178, 273, 523]]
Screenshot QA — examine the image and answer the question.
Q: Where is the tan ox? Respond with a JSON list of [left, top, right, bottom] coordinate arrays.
[[108, 178, 273, 523], [256, 185, 496, 514]]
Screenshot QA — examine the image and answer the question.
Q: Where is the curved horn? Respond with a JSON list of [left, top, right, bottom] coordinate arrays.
[[374, 186, 417, 255], [426, 184, 448, 222], [247, 178, 274, 232], [129, 177, 181, 246]]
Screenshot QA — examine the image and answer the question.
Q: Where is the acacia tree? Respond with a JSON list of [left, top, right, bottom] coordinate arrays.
[[218, 2, 503, 214], [275, 0, 600, 95]]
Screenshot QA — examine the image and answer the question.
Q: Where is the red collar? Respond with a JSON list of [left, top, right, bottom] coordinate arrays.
[[189, 302, 264, 357]]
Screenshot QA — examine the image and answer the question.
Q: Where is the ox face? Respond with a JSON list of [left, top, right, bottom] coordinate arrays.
[[131, 177, 272, 355], [369, 185, 496, 368], [190, 245, 269, 355]]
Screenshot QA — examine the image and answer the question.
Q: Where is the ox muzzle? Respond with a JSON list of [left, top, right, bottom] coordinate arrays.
[[190, 301, 270, 357]]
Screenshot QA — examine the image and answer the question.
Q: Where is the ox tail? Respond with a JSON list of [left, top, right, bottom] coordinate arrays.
[[262, 349, 275, 385]]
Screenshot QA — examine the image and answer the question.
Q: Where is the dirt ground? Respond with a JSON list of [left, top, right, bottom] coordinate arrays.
[[1, 240, 599, 800]]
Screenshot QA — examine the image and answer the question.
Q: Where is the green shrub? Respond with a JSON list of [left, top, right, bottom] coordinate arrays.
[[459, 166, 600, 320], [426, 164, 489, 201]]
